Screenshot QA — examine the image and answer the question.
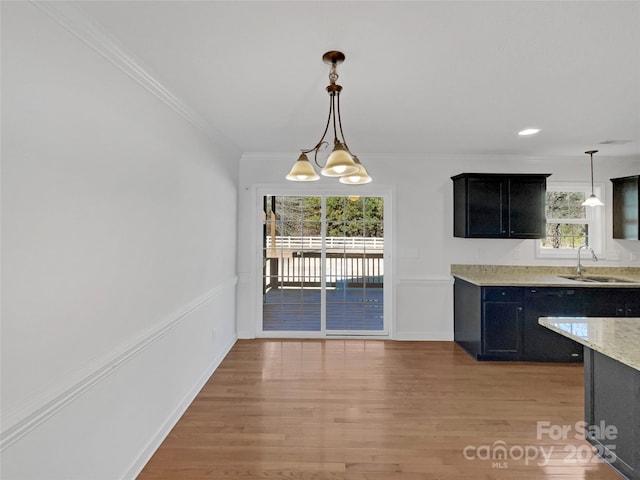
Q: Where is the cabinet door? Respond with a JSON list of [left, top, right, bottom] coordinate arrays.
[[583, 288, 640, 317], [466, 177, 507, 237], [583, 288, 629, 317], [509, 177, 547, 238], [612, 176, 639, 240], [625, 300, 640, 317], [483, 301, 522, 356]]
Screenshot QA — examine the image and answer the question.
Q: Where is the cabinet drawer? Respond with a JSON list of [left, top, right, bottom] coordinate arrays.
[[483, 287, 523, 302]]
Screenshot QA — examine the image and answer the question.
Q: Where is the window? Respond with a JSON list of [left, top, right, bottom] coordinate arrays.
[[536, 183, 604, 258]]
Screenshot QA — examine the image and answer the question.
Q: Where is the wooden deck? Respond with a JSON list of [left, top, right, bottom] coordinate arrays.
[[138, 340, 622, 479], [263, 287, 383, 331]]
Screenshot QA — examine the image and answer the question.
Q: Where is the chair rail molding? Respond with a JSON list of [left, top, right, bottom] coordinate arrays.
[[398, 275, 454, 286], [0, 275, 239, 452]]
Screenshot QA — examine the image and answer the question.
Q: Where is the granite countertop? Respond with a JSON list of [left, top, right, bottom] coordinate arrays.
[[539, 317, 640, 371], [451, 264, 640, 287]]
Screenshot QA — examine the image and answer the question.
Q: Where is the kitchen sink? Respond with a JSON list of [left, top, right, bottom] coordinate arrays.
[[558, 275, 634, 283]]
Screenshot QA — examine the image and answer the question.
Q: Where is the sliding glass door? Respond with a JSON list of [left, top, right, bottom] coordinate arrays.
[[261, 194, 385, 336], [324, 196, 384, 334], [262, 195, 322, 331]]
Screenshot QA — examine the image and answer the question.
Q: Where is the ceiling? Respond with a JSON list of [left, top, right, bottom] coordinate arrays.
[[68, 1, 640, 159]]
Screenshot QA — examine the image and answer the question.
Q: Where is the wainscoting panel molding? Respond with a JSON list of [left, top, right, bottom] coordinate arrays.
[[124, 334, 236, 479], [396, 275, 454, 340], [0, 275, 238, 452]]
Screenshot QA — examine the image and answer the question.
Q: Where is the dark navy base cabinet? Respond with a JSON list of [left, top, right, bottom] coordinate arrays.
[[453, 278, 639, 362], [453, 279, 522, 360]]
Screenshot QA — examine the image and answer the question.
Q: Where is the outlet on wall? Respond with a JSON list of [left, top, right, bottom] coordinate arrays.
[[212, 327, 217, 343]]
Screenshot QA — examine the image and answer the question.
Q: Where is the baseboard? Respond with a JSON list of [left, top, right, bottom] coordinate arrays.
[[394, 332, 454, 341], [236, 329, 255, 339], [123, 335, 237, 479]]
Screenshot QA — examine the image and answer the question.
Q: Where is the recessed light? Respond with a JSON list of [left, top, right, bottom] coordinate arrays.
[[518, 128, 541, 136], [599, 139, 631, 145]]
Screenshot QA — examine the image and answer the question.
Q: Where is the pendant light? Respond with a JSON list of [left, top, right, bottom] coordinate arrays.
[[581, 150, 604, 207], [286, 51, 372, 184]]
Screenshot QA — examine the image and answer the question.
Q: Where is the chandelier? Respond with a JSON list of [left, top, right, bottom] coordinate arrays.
[[286, 51, 372, 184]]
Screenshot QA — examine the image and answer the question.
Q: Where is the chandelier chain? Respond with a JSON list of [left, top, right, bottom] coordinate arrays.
[[329, 64, 339, 85]]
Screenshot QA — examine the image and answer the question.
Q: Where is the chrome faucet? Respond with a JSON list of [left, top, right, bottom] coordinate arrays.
[[577, 244, 597, 276]]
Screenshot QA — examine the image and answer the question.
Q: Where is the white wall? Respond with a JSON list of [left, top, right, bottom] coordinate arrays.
[[1, 3, 239, 479], [237, 153, 640, 341]]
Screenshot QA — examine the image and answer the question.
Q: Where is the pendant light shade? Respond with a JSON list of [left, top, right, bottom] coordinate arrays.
[[286, 153, 320, 181], [581, 150, 603, 207], [339, 156, 372, 184], [582, 194, 604, 207], [286, 51, 372, 184]]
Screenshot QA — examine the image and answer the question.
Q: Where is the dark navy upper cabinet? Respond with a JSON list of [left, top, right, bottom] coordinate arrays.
[[611, 175, 639, 240], [452, 173, 551, 239]]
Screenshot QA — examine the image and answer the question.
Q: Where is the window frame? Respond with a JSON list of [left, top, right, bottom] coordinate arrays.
[[535, 182, 605, 259]]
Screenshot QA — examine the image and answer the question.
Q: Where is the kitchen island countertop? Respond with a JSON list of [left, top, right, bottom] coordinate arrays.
[[539, 316, 640, 371]]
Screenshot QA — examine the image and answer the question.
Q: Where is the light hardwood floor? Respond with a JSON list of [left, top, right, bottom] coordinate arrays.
[[138, 340, 622, 479]]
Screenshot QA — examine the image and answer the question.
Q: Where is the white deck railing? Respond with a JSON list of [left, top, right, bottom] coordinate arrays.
[[266, 236, 384, 250], [264, 252, 383, 291]]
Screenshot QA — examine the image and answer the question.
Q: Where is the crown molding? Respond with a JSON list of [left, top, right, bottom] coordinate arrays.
[[31, 1, 241, 158]]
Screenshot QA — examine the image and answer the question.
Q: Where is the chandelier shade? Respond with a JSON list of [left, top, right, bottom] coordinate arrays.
[[321, 141, 360, 177], [286, 153, 320, 181], [286, 51, 371, 184], [339, 156, 372, 184]]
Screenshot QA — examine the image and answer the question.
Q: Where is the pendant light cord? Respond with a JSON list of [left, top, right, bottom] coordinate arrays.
[[590, 152, 595, 194]]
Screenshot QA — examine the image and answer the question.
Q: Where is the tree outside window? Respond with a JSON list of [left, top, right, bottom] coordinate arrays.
[[537, 184, 604, 258]]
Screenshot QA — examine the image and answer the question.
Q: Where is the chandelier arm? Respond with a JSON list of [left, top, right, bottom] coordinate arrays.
[[331, 93, 339, 142], [335, 91, 351, 153], [301, 95, 334, 166]]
